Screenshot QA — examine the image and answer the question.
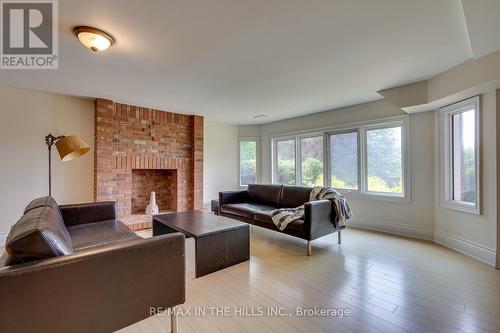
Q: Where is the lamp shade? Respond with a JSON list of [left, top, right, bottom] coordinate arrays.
[[55, 135, 90, 161]]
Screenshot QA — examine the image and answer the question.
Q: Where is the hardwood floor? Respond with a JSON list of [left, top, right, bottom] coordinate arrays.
[[119, 226, 500, 333]]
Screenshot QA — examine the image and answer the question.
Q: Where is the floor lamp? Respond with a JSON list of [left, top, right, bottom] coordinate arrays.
[[45, 133, 91, 196]]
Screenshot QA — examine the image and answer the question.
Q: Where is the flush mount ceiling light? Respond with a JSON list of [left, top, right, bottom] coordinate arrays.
[[73, 26, 115, 52]]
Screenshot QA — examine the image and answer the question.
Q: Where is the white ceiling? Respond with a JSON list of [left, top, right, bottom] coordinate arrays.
[[0, 0, 486, 124]]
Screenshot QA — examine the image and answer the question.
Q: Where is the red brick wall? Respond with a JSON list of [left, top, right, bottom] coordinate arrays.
[[94, 99, 114, 201], [94, 99, 203, 229], [193, 116, 204, 210]]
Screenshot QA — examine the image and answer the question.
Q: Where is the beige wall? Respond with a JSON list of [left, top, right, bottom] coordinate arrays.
[[428, 50, 500, 102], [0, 86, 94, 243], [238, 52, 500, 265], [0, 80, 496, 264], [203, 120, 239, 206], [0, 86, 240, 242], [434, 90, 497, 265], [238, 125, 261, 137], [240, 93, 496, 265], [258, 100, 406, 182], [242, 100, 436, 238], [497, 89, 500, 268]]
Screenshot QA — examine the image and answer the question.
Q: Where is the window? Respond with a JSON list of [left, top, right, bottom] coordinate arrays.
[[272, 116, 409, 201], [275, 138, 296, 185], [329, 131, 359, 190], [239, 137, 259, 186], [440, 96, 480, 214], [452, 111, 476, 202], [300, 136, 324, 186], [366, 126, 403, 194]]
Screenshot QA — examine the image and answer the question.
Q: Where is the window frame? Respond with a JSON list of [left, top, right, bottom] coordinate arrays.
[[439, 96, 481, 214], [272, 136, 297, 186], [238, 137, 260, 188], [326, 129, 361, 193], [363, 122, 407, 198], [271, 115, 410, 202], [298, 133, 326, 187]]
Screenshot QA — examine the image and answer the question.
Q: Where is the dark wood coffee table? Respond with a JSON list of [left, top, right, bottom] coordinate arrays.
[[153, 211, 250, 278]]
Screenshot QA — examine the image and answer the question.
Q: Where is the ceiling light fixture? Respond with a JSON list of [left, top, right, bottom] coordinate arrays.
[[73, 26, 115, 52], [253, 114, 267, 119]]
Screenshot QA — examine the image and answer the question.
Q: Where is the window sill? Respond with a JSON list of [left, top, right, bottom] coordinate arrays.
[[440, 201, 480, 215]]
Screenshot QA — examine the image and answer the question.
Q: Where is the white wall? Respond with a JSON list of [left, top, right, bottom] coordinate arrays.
[[243, 100, 436, 239], [0, 86, 242, 243], [0, 85, 94, 243], [434, 90, 497, 265], [240, 92, 497, 266], [203, 120, 239, 207], [0, 78, 496, 266], [497, 89, 500, 269], [238, 125, 261, 137]]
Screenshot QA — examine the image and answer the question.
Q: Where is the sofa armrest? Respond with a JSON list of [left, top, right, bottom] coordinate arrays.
[[219, 190, 249, 206], [59, 201, 117, 227], [304, 200, 340, 240], [0, 233, 185, 333]]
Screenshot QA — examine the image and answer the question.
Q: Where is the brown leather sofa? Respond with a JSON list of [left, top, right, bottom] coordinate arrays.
[[219, 184, 344, 255], [0, 196, 185, 333]]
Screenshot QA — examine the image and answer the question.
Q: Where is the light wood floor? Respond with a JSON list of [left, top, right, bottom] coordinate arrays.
[[119, 226, 500, 333]]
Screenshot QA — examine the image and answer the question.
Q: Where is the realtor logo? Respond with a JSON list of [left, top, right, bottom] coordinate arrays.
[[1, 0, 58, 69]]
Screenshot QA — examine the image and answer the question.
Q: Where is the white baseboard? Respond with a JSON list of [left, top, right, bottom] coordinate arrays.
[[349, 217, 434, 241], [348, 218, 496, 266], [349, 218, 496, 266], [434, 230, 496, 266]]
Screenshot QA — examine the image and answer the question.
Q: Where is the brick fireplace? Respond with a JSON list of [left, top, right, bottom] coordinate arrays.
[[131, 169, 178, 215], [94, 99, 203, 230]]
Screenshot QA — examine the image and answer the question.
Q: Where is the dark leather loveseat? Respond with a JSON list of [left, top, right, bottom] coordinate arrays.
[[219, 184, 344, 255], [0, 196, 185, 333]]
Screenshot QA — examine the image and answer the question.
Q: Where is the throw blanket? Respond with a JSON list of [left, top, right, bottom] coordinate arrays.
[[271, 186, 352, 231]]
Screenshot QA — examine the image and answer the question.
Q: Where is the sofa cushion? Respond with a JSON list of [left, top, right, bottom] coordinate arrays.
[[254, 211, 305, 231], [280, 186, 312, 208], [60, 201, 117, 227], [5, 206, 74, 265], [247, 184, 283, 206], [221, 202, 277, 219], [24, 196, 62, 219], [68, 220, 140, 251]]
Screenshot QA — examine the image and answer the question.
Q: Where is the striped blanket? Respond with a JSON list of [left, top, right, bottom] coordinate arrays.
[[271, 186, 352, 231]]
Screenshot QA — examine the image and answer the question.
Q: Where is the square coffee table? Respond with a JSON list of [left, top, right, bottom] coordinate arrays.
[[153, 211, 250, 278]]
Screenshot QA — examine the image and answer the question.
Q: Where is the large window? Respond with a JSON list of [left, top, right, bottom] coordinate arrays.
[[239, 137, 259, 186], [300, 136, 324, 186], [275, 138, 296, 185], [366, 126, 403, 194], [440, 97, 480, 214], [329, 131, 358, 190], [272, 116, 409, 201], [452, 111, 476, 202]]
